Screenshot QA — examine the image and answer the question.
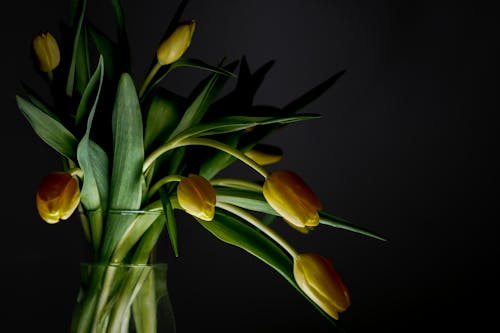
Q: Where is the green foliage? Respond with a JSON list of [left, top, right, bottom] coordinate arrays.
[[16, 0, 382, 329]]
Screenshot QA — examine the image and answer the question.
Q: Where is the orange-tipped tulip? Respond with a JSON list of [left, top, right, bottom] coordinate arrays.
[[294, 253, 351, 320], [36, 172, 80, 224], [157, 20, 196, 65], [263, 170, 322, 228], [245, 144, 283, 166], [177, 174, 216, 221], [32, 32, 60, 72]]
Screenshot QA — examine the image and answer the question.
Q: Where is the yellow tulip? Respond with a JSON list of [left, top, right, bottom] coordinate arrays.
[[244, 144, 283, 166], [177, 174, 216, 221], [262, 170, 322, 228], [32, 32, 60, 72], [36, 172, 80, 224], [294, 253, 351, 320], [156, 20, 196, 65]]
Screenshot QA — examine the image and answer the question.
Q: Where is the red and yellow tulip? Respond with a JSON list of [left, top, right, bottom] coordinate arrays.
[[36, 172, 80, 224]]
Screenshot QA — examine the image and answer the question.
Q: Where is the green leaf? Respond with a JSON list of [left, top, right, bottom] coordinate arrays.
[[215, 188, 276, 215], [131, 212, 166, 264], [144, 89, 182, 153], [199, 134, 239, 179], [197, 209, 341, 328], [20, 82, 58, 119], [160, 189, 179, 257], [16, 95, 78, 161], [109, 72, 144, 210], [87, 22, 119, 80], [76, 56, 107, 252], [77, 56, 108, 211], [174, 114, 320, 143], [171, 58, 236, 78], [197, 209, 294, 284], [75, 55, 105, 125], [111, 211, 164, 263], [282, 70, 346, 114], [215, 187, 386, 241], [167, 71, 228, 140], [66, 0, 90, 96], [319, 211, 387, 241], [101, 73, 144, 261]]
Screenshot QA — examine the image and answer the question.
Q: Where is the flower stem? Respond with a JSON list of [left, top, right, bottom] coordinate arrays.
[[143, 137, 268, 178], [138, 62, 162, 98], [216, 202, 298, 259], [210, 178, 263, 192], [146, 174, 182, 201]]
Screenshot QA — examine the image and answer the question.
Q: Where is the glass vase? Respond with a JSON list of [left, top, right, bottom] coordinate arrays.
[[70, 262, 175, 333]]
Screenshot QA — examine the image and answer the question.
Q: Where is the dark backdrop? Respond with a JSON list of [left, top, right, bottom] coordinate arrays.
[[2, 1, 498, 332]]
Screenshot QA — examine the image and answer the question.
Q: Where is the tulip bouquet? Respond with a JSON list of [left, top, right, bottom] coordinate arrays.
[[16, 0, 384, 332]]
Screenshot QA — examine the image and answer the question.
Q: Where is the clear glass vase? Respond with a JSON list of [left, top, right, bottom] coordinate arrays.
[[70, 262, 175, 333]]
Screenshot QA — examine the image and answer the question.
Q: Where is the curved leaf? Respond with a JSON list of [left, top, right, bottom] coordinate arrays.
[[66, 0, 90, 96], [16, 95, 78, 161], [171, 58, 236, 78], [320, 211, 387, 241], [198, 209, 294, 283], [215, 187, 386, 241], [197, 209, 341, 328]]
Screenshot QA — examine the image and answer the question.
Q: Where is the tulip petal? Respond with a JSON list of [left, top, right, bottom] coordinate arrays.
[[36, 172, 80, 224], [263, 170, 321, 228], [177, 174, 216, 221], [294, 253, 350, 320]]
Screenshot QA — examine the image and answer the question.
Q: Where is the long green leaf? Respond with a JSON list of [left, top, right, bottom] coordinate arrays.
[[320, 211, 387, 241], [167, 71, 229, 140], [20, 82, 58, 119], [16, 95, 78, 161], [101, 73, 144, 261], [171, 58, 236, 78], [197, 209, 340, 328], [215, 188, 276, 215], [160, 189, 179, 257], [111, 212, 163, 263], [173, 114, 320, 144], [109, 73, 144, 209], [66, 0, 89, 96], [215, 187, 386, 241], [76, 56, 107, 252], [198, 209, 294, 283], [87, 22, 119, 80], [199, 134, 239, 179], [75, 55, 105, 125], [144, 90, 181, 153]]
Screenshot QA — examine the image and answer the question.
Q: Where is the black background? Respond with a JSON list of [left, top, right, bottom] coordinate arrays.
[[2, 1, 498, 332]]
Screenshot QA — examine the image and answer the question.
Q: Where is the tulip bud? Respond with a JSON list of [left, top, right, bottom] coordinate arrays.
[[244, 144, 283, 166], [156, 20, 196, 65], [263, 170, 322, 229], [36, 172, 81, 224], [177, 174, 216, 221], [32, 32, 60, 72], [294, 253, 351, 320]]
